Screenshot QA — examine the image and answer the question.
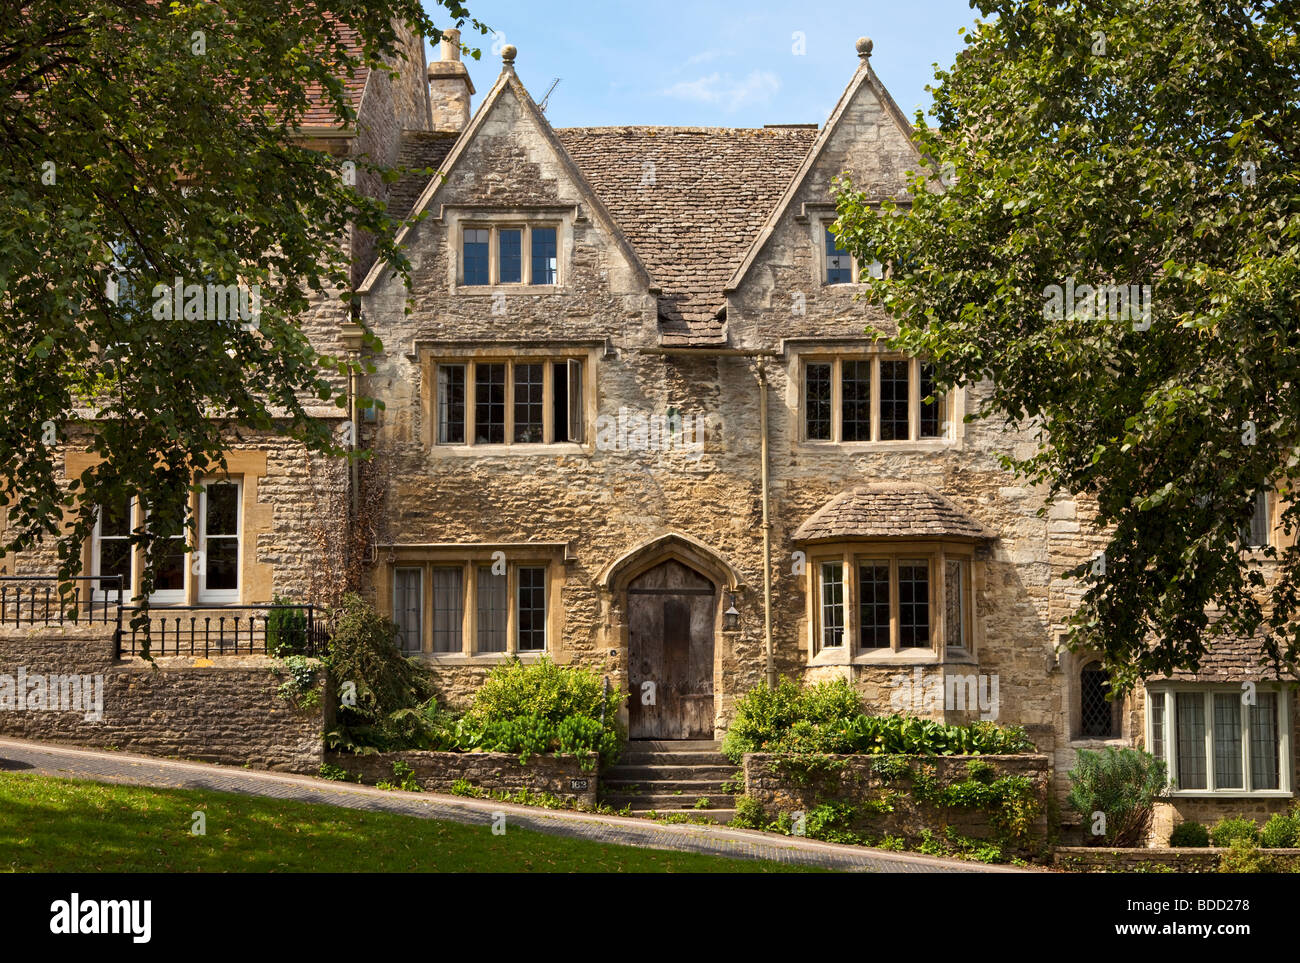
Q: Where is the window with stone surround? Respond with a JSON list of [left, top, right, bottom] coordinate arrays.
[[1242, 491, 1272, 549], [460, 224, 559, 286], [801, 356, 949, 444], [432, 357, 584, 447], [382, 554, 556, 658], [1077, 660, 1121, 739], [1146, 685, 1292, 796], [809, 543, 973, 660], [822, 224, 881, 285], [89, 476, 244, 605]]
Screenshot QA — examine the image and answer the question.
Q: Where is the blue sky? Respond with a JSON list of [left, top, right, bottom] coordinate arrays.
[[422, 0, 979, 128]]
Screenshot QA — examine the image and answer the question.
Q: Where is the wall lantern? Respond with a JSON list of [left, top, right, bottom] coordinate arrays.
[[723, 593, 740, 631]]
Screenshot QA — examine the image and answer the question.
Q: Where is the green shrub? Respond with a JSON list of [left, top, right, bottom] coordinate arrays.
[[321, 594, 441, 750], [456, 657, 625, 768], [1168, 820, 1210, 847], [1259, 812, 1300, 849], [1210, 817, 1261, 847], [1218, 839, 1273, 873], [720, 678, 1036, 764], [1066, 746, 1168, 846], [729, 795, 765, 829], [266, 596, 309, 656]]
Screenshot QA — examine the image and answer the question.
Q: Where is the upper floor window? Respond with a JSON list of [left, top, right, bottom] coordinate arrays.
[[461, 225, 558, 287], [434, 357, 584, 447], [1147, 686, 1291, 795], [802, 356, 948, 443], [389, 557, 551, 657], [1242, 491, 1271, 549], [810, 544, 973, 659], [822, 225, 881, 286]]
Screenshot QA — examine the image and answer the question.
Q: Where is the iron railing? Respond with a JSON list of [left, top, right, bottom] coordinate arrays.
[[0, 575, 123, 626], [118, 603, 328, 658], [0, 576, 326, 658]]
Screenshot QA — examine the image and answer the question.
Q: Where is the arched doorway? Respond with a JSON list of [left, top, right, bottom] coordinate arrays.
[[627, 559, 716, 739]]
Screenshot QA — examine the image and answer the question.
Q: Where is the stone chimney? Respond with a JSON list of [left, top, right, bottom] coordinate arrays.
[[427, 27, 475, 133]]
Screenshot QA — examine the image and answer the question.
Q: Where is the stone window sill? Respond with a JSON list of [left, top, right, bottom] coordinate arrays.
[[430, 443, 590, 457], [416, 651, 547, 664]]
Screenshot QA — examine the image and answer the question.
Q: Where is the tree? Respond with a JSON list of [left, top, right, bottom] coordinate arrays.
[[0, 1, 485, 602], [834, 0, 1300, 687]]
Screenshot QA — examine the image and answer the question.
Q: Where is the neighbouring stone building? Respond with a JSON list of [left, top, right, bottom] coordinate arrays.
[[1, 26, 1294, 837]]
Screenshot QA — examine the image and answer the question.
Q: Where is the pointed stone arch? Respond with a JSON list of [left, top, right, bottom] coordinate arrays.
[[600, 532, 741, 596]]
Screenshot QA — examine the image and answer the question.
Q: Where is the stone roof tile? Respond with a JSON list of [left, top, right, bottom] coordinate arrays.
[[793, 483, 994, 542]]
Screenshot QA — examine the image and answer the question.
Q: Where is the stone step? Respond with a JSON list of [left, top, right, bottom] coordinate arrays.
[[602, 763, 737, 781], [625, 739, 722, 752], [639, 808, 736, 824], [617, 750, 732, 766], [602, 777, 733, 791], [604, 791, 736, 809]]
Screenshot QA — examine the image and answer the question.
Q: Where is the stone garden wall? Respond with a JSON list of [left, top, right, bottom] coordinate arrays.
[[325, 749, 599, 806], [0, 623, 326, 773], [744, 752, 1051, 854]]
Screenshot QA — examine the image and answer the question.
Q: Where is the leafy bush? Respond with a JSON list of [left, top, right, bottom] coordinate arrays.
[[1168, 820, 1210, 847], [456, 657, 625, 768], [1259, 812, 1300, 849], [266, 596, 309, 657], [1210, 817, 1261, 847], [322, 593, 441, 750], [1218, 839, 1273, 873], [1066, 747, 1168, 846], [721, 678, 1036, 764]]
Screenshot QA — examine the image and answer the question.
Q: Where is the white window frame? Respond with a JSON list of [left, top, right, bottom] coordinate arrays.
[[1146, 685, 1293, 798], [91, 499, 135, 602], [197, 477, 241, 604], [800, 355, 952, 445]]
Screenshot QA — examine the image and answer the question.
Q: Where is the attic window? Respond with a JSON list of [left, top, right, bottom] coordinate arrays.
[[460, 225, 558, 286], [825, 227, 852, 284]]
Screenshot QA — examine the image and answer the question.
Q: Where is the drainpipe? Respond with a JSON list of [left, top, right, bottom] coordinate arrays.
[[339, 315, 364, 528], [758, 360, 775, 689]]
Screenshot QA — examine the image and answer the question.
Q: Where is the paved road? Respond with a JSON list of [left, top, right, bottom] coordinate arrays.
[[0, 737, 1031, 873]]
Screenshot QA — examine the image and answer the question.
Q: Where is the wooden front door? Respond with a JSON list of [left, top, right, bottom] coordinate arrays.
[[627, 560, 715, 739]]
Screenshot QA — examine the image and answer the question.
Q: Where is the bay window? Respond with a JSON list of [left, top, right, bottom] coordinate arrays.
[[809, 543, 974, 659]]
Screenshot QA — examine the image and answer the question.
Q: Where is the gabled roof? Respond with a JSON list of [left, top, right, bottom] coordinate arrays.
[[358, 61, 655, 296], [557, 126, 818, 346], [300, 25, 369, 129], [724, 49, 924, 296], [792, 484, 994, 542], [386, 130, 460, 220]]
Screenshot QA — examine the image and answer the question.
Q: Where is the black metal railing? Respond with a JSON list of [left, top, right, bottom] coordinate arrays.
[[0, 575, 123, 626], [118, 603, 328, 658]]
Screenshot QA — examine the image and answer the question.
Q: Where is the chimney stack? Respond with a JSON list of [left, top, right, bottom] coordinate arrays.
[[427, 27, 475, 133]]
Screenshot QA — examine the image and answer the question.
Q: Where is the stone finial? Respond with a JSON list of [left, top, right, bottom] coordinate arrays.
[[502, 44, 517, 65], [856, 36, 873, 59]]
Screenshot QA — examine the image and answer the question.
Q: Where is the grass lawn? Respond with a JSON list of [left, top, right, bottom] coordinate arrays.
[[0, 773, 814, 873]]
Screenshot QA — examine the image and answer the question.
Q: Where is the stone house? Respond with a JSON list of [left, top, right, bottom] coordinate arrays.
[[1, 24, 1294, 834]]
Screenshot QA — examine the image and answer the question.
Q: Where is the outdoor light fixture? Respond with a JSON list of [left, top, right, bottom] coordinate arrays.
[[723, 593, 740, 631]]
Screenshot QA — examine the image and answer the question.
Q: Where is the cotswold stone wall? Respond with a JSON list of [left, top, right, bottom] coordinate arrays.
[[743, 752, 1051, 854], [1054, 846, 1300, 873], [0, 624, 326, 773], [324, 749, 599, 806]]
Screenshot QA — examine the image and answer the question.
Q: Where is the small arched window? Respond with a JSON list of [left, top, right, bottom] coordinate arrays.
[[1079, 660, 1121, 739]]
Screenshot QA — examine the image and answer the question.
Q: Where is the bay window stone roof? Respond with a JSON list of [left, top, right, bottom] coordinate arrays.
[[792, 483, 994, 542]]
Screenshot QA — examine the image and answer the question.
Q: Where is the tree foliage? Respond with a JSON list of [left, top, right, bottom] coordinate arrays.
[[834, 0, 1300, 686], [0, 0, 485, 598]]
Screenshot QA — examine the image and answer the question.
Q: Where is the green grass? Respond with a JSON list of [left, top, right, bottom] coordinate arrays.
[[0, 773, 813, 873]]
